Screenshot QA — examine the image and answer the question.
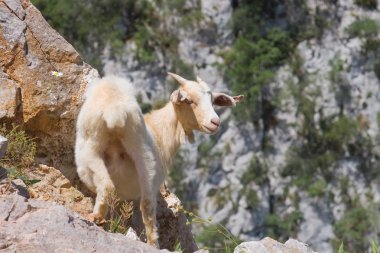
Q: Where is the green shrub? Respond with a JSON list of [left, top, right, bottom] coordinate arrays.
[[364, 39, 380, 53], [224, 28, 292, 120], [136, 92, 152, 113], [0, 125, 36, 169], [32, 0, 154, 70], [346, 18, 379, 38], [307, 178, 327, 197], [354, 0, 377, 9], [333, 207, 373, 252], [241, 157, 268, 186], [263, 210, 304, 241], [196, 223, 241, 253], [374, 60, 380, 79]]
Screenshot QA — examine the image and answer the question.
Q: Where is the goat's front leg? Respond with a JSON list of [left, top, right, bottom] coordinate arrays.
[[120, 118, 161, 247]]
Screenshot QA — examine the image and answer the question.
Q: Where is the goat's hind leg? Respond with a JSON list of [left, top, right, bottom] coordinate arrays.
[[121, 140, 160, 247], [87, 154, 115, 222]]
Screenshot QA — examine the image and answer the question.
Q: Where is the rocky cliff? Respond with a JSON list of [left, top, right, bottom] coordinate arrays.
[[0, 1, 199, 251], [2, 0, 379, 252], [0, 0, 98, 180]]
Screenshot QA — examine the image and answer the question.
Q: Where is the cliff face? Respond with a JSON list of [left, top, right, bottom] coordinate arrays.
[[0, 0, 98, 179], [2, 0, 379, 252], [102, 0, 380, 252], [0, 1, 197, 252]]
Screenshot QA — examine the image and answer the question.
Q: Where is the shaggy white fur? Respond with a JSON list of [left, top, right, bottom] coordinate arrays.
[[76, 76, 163, 246]]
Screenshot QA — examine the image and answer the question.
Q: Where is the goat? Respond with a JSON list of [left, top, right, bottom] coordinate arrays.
[[75, 73, 243, 247]]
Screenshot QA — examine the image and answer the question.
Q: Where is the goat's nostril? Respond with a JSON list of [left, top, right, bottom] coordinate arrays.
[[211, 117, 220, 127]]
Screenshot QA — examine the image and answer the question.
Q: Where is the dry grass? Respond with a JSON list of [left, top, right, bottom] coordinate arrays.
[[0, 124, 36, 170], [105, 190, 133, 234]]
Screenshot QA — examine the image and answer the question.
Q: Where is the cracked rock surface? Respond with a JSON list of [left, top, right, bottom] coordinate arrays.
[[0, 192, 172, 253], [0, 0, 99, 179]]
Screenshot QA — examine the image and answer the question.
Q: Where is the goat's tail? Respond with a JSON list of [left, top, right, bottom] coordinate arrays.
[[102, 103, 130, 129], [85, 76, 140, 130]]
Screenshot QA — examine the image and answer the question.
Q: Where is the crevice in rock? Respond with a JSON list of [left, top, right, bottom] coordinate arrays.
[[2, 45, 23, 71], [0, 242, 12, 250], [4, 202, 16, 221], [1, 1, 24, 21], [24, 25, 58, 72]]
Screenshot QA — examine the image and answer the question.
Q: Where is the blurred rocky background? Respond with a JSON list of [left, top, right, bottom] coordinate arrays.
[[2, 0, 380, 252]]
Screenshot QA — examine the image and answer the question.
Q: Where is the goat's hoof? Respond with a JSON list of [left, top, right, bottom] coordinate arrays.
[[84, 213, 106, 225], [147, 238, 159, 248], [147, 241, 159, 248]]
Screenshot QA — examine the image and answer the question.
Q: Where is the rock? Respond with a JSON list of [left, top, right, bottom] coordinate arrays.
[[157, 186, 198, 252], [0, 164, 198, 252], [129, 186, 199, 252], [0, 0, 99, 179], [0, 1, 202, 251], [26, 164, 94, 215], [126, 227, 141, 241], [0, 193, 172, 253], [234, 237, 317, 253], [0, 176, 29, 198], [0, 135, 7, 159], [0, 79, 21, 120]]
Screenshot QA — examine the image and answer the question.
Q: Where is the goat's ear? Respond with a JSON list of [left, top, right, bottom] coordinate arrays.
[[196, 76, 203, 83], [168, 72, 187, 86], [213, 93, 244, 107], [170, 90, 191, 104]]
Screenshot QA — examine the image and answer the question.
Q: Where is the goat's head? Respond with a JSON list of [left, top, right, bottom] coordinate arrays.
[[168, 72, 243, 142]]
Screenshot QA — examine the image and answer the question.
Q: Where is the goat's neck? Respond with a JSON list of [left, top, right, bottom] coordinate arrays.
[[144, 103, 186, 169]]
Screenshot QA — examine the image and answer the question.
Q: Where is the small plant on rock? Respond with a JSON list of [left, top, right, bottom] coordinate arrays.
[[180, 207, 240, 253], [105, 190, 133, 234]]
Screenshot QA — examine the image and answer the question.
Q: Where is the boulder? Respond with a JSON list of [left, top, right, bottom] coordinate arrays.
[[234, 237, 317, 253], [0, 164, 199, 252], [0, 192, 172, 253], [0, 0, 99, 179]]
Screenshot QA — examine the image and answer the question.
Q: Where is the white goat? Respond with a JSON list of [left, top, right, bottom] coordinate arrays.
[[75, 73, 243, 247]]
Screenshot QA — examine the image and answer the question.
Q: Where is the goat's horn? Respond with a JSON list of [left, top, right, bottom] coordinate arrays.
[[168, 72, 187, 86]]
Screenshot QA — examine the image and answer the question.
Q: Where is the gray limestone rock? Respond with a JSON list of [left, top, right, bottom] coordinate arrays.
[[0, 193, 172, 253]]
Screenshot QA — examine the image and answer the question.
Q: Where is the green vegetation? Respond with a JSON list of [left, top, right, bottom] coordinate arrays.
[[333, 207, 373, 252], [180, 209, 240, 253], [196, 223, 240, 253], [0, 125, 36, 169], [0, 125, 38, 186], [363, 39, 380, 53], [354, 0, 378, 9], [374, 60, 380, 79], [136, 92, 152, 114], [224, 28, 293, 121], [31, 0, 198, 75], [31, 0, 152, 70], [371, 240, 380, 253], [263, 210, 304, 241], [346, 18, 380, 38], [105, 191, 132, 234], [240, 156, 268, 187]]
